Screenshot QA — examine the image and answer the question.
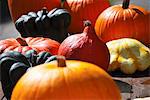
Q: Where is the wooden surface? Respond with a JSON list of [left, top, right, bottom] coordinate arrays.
[[111, 69, 150, 99], [114, 77, 150, 100]]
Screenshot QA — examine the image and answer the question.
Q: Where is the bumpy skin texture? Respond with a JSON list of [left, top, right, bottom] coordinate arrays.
[[24, 50, 52, 66], [63, 0, 110, 33], [95, 0, 150, 45], [15, 8, 71, 43], [0, 50, 53, 99], [106, 38, 150, 74], [11, 60, 121, 100], [0, 37, 60, 55], [0, 51, 30, 99], [58, 21, 110, 71]]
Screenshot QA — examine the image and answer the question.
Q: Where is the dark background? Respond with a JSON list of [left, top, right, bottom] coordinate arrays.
[[0, 0, 11, 23]]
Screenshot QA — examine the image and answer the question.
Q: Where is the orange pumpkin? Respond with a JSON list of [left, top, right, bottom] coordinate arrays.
[[11, 56, 121, 100], [8, 0, 60, 21], [0, 37, 60, 55], [63, 0, 110, 33], [95, 0, 150, 45]]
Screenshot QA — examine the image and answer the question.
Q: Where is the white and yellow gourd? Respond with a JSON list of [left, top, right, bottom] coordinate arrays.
[[106, 38, 150, 74]]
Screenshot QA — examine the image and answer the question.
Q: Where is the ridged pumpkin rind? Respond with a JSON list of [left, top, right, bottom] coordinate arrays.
[[11, 60, 121, 100], [95, 4, 150, 45]]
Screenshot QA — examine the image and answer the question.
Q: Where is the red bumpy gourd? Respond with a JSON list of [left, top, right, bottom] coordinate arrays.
[[58, 21, 110, 71]]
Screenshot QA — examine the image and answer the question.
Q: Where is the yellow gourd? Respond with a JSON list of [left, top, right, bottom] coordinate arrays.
[[106, 38, 150, 74]]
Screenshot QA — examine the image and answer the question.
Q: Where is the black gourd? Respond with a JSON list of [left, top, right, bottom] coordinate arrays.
[[15, 8, 71, 43], [36, 51, 52, 65], [9, 62, 30, 92], [45, 55, 58, 63], [25, 50, 38, 66], [0, 51, 30, 99], [0, 50, 54, 99]]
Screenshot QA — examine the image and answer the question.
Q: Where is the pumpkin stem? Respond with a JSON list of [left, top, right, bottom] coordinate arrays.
[[16, 37, 28, 46], [57, 56, 66, 67], [122, 0, 130, 9], [61, 0, 65, 8]]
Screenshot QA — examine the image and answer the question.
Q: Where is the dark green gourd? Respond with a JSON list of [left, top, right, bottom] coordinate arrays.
[[0, 51, 30, 99], [15, 8, 71, 43], [0, 50, 54, 99]]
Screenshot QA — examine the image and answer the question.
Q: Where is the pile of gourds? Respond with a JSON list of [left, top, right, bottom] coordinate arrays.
[[0, 0, 149, 99]]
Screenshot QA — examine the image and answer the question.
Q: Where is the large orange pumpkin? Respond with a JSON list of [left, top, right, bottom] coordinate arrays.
[[63, 0, 110, 33], [11, 56, 121, 100], [8, 0, 60, 21], [0, 37, 60, 55], [95, 0, 150, 45]]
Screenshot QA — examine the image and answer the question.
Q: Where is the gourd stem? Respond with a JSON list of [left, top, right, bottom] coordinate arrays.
[[57, 56, 66, 67], [84, 20, 92, 27], [16, 37, 28, 46], [42, 7, 47, 14], [83, 20, 93, 34], [61, 0, 65, 8], [122, 0, 130, 9]]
